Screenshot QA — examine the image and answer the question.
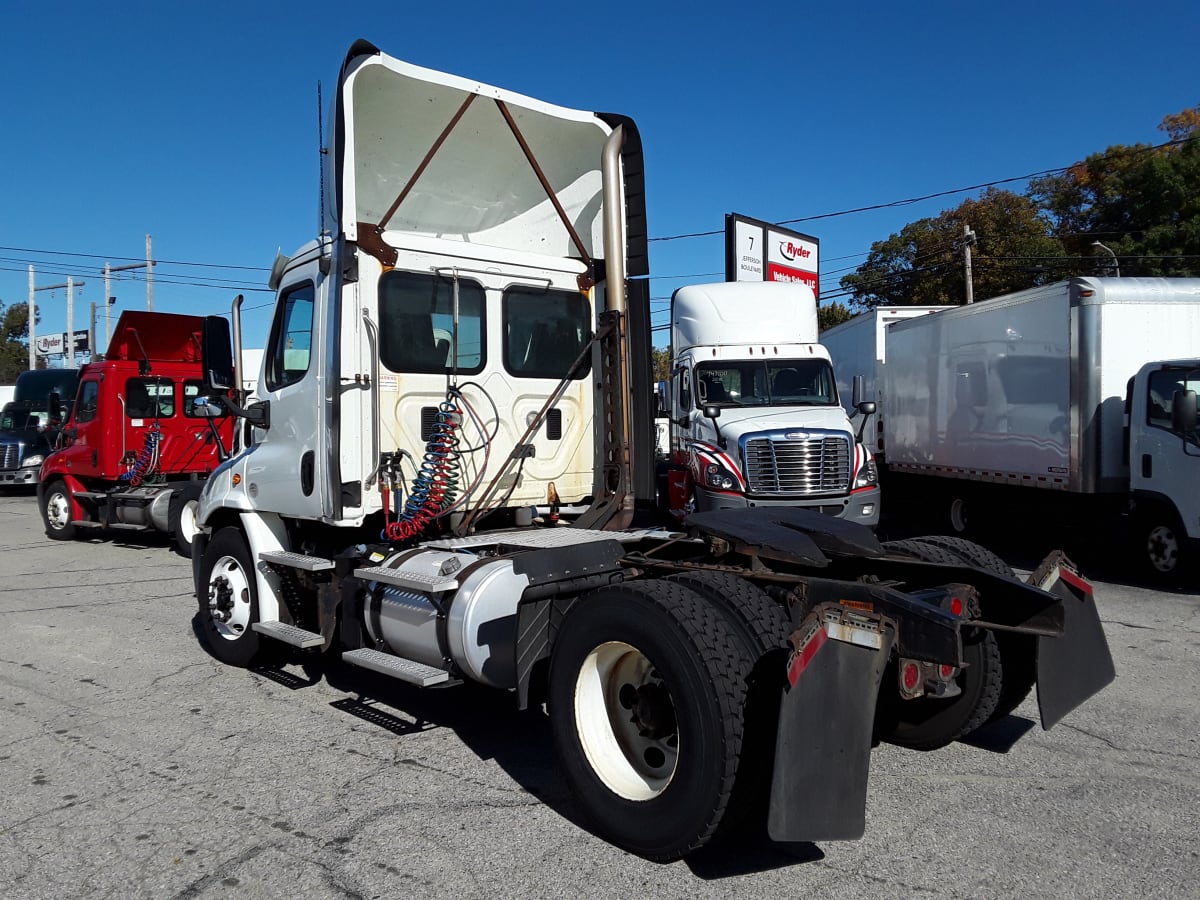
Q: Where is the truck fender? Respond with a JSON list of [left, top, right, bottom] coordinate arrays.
[[55, 472, 91, 521]]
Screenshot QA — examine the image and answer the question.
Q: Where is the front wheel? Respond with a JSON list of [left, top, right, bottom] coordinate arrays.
[[1134, 508, 1188, 583], [548, 580, 753, 861], [196, 527, 272, 667], [42, 479, 77, 541]]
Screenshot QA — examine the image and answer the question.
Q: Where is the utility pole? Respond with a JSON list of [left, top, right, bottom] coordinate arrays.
[[90, 302, 97, 363], [28, 265, 35, 371], [146, 234, 154, 310], [31, 276, 86, 369], [961, 224, 977, 304], [103, 258, 149, 348]]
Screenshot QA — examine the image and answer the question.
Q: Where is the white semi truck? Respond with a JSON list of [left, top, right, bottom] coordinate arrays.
[[823, 277, 1200, 581], [190, 42, 1115, 860], [660, 281, 880, 524]]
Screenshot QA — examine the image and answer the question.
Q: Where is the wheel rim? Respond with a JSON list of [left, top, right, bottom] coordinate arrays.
[[178, 499, 199, 546], [1146, 524, 1179, 573], [949, 498, 969, 533], [46, 489, 71, 531], [574, 641, 679, 801], [207, 554, 253, 640]]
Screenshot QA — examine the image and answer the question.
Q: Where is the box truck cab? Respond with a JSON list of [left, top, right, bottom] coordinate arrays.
[[664, 281, 879, 523], [1128, 359, 1200, 577]]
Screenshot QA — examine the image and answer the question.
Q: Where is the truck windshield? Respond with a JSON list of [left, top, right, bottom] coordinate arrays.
[[693, 359, 837, 408], [1, 407, 44, 431]]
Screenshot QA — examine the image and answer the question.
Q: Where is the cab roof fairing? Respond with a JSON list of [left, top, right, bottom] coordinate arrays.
[[329, 42, 647, 275]]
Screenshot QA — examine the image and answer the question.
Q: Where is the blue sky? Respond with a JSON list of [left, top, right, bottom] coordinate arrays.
[[2, 1, 1196, 359]]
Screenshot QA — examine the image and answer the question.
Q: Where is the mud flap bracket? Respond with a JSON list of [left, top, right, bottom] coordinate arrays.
[[768, 605, 896, 843]]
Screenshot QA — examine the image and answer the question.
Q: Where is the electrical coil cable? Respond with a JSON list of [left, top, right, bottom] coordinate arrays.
[[120, 421, 162, 487], [380, 381, 500, 542], [384, 397, 464, 541]]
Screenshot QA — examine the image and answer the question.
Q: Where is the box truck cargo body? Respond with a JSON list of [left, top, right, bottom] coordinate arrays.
[[824, 277, 1200, 579]]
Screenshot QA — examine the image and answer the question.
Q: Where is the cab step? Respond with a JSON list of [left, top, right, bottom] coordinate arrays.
[[252, 621, 325, 648], [355, 566, 459, 592], [341, 648, 451, 686], [259, 550, 335, 572]]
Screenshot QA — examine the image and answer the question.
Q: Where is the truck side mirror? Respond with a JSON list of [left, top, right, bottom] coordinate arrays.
[[48, 391, 62, 421], [851, 374, 866, 409], [702, 405, 721, 421], [191, 395, 228, 418], [1172, 389, 1198, 435], [201, 315, 235, 392], [857, 400, 877, 416]]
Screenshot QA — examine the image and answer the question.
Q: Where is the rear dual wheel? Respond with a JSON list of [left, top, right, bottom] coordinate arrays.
[[879, 537, 1004, 749], [549, 578, 778, 861]]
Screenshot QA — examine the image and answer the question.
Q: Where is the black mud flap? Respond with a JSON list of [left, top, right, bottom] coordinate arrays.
[[1034, 563, 1116, 730], [768, 607, 896, 843]]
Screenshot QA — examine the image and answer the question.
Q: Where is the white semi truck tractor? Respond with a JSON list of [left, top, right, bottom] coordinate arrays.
[[190, 41, 1115, 860], [661, 280, 880, 524]]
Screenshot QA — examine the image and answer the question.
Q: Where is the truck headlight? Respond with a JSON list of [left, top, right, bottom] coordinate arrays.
[[21, 454, 45, 468], [853, 458, 878, 490], [704, 462, 738, 491]]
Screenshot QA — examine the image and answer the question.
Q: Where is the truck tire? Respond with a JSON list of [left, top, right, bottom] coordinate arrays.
[[1134, 506, 1189, 583], [877, 538, 1003, 749], [946, 495, 973, 535], [42, 479, 77, 541], [664, 570, 790, 654], [908, 535, 1012, 577], [883, 538, 963, 567], [169, 484, 204, 558], [910, 536, 1035, 724], [664, 571, 791, 827], [196, 527, 273, 668], [548, 579, 753, 861]]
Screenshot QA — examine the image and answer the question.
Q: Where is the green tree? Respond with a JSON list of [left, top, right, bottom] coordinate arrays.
[[817, 301, 854, 332], [839, 188, 1065, 308], [651, 345, 671, 382], [0, 301, 34, 382], [1029, 106, 1200, 277]]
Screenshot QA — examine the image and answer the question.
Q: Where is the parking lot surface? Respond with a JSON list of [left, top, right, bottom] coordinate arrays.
[[2, 492, 1198, 899]]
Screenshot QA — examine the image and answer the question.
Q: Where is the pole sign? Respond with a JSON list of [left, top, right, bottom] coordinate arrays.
[[725, 213, 820, 297], [34, 330, 89, 358]]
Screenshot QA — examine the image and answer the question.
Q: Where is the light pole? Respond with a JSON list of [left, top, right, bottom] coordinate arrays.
[[1091, 241, 1120, 277]]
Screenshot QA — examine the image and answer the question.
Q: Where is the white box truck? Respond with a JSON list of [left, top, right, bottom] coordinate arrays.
[[660, 281, 880, 524], [823, 277, 1200, 581]]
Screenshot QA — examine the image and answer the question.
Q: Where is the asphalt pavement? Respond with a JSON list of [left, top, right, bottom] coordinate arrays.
[[1, 491, 1198, 899]]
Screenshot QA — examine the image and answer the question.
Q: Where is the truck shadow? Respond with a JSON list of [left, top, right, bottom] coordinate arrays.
[[189, 621, 825, 876], [878, 514, 1197, 592]]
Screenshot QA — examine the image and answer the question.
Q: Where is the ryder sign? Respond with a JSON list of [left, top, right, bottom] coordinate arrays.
[[725, 213, 820, 296]]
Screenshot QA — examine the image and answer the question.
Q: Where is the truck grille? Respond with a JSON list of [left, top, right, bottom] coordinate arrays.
[[742, 433, 850, 496], [0, 442, 19, 471]]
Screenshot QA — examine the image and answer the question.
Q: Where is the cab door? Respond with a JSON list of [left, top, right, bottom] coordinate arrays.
[[241, 261, 331, 521]]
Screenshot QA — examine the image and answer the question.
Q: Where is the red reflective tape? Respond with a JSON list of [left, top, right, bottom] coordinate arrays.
[[1057, 566, 1094, 596], [787, 626, 828, 688]]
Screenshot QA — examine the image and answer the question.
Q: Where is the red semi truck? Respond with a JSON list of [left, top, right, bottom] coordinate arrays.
[[37, 311, 234, 557]]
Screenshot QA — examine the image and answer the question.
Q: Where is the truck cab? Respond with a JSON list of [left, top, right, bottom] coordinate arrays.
[[0, 368, 80, 487], [1127, 359, 1200, 576], [665, 281, 879, 524]]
